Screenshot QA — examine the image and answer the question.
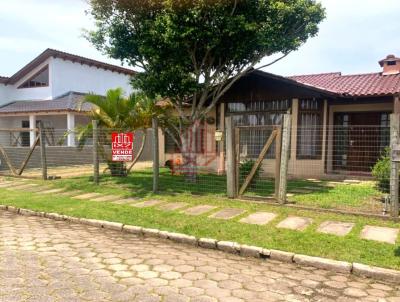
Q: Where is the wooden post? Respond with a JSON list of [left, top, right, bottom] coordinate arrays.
[[92, 120, 99, 184], [274, 127, 282, 199], [226, 116, 237, 198], [390, 113, 399, 217], [278, 114, 291, 203], [39, 122, 47, 180], [152, 118, 159, 193], [235, 127, 240, 196]]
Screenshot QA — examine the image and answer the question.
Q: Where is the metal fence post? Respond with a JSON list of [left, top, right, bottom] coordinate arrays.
[[226, 116, 237, 198], [39, 122, 47, 180], [92, 120, 99, 184], [278, 114, 291, 203], [390, 113, 399, 217], [152, 118, 159, 193]]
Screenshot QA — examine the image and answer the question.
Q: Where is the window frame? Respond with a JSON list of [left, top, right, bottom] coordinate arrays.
[[17, 65, 49, 89], [296, 98, 324, 160]]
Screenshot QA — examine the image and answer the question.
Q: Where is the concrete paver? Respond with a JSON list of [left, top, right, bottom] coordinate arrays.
[[360, 225, 399, 244], [72, 192, 103, 200], [40, 188, 66, 194], [158, 202, 188, 211], [239, 212, 277, 225], [276, 216, 313, 231], [133, 199, 164, 208], [0, 211, 398, 301], [91, 195, 122, 202], [112, 198, 140, 205], [317, 221, 355, 237], [182, 205, 217, 216], [209, 208, 246, 220]]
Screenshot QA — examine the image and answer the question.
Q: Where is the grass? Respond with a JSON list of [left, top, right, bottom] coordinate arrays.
[[45, 168, 384, 213], [1, 172, 399, 270]]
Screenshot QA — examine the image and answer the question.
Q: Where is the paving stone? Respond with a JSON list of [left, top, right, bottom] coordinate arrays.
[[7, 183, 39, 190], [343, 179, 361, 184], [276, 216, 313, 231], [40, 188, 66, 195], [0, 211, 398, 301], [239, 212, 277, 225], [158, 202, 188, 211], [133, 200, 164, 208], [112, 198, 140, 204], [57, 190, 83, 197], [0, 181, 17, 188], [209, 208, 245, 220], [317, 221, 355, 236], [72, 192, 102, 200], [182, 205, 217, 216], [91, 195, 122, 202], [360, 225, 399, 244]]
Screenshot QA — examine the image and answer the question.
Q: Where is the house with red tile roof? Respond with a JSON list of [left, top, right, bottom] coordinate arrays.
[[162, 54, 400, 178]]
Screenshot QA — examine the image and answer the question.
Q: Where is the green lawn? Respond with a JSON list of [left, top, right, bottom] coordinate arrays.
[[1, 173, 399, 270], [45, 168, 384, 214]]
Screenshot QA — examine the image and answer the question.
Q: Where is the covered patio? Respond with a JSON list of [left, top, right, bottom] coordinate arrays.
[[0, 92, 91, 147]]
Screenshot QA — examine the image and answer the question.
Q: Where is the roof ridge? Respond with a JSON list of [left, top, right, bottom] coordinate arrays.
[[5, 48, 135, 85], [289, 71, 342, 78], [337, 71, 383, 77]]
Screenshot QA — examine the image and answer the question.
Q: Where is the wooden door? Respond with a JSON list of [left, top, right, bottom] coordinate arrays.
[[346, 113, 381, 171]]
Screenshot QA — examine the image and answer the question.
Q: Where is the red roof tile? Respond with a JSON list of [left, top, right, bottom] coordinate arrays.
[[289, 72, 400, 97]]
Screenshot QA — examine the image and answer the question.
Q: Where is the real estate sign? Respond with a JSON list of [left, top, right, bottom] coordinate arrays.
[[112, 132, 134, 162]]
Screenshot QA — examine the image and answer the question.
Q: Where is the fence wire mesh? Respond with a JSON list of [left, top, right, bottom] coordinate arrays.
[[236, 123, 391, 215]]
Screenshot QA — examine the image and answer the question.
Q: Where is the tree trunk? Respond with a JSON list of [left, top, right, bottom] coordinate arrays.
[[127, 130, 147, 174], [181, 124, 198, 183]]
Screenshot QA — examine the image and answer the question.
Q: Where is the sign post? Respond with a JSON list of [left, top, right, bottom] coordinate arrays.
[[112, 132, 134, 162]]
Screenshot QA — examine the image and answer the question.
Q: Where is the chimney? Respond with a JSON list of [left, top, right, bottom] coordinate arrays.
[[379, 54, 400, 75]]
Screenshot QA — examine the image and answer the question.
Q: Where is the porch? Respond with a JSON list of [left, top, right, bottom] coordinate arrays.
[[0, 112, 90, 147]]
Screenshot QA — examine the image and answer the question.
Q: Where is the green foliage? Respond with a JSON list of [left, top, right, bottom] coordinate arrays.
[[87, 0, 325, 125], [371, 148, 391, 193], [75, 88, 170, 176], [239, 159, 263, 187]]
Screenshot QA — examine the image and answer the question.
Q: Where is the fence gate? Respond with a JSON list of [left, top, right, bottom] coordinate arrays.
[[235, 125, 282, 200]]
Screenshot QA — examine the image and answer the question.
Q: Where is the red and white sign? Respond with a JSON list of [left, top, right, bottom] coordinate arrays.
[[112, 132, 134, 162]]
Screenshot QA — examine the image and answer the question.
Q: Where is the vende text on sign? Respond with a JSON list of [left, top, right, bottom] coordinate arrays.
[[112, 132, 134, 162]]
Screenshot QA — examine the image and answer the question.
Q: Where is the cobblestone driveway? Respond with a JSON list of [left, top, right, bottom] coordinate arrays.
[[0, 212, 399, 302]]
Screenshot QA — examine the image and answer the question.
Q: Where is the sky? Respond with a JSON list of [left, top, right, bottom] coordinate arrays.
[[0, 0, 399, 77]]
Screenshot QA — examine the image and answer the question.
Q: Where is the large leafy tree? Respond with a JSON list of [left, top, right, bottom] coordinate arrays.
[[87, 0, 325, 178]]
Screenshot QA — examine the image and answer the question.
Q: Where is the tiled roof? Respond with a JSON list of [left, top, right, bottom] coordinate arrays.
[[0, 92, 92, 114], [289, 72, 400, 97], [0, 76, 9, 84]]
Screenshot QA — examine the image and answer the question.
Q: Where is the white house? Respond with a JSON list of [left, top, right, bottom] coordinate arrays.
[[0, 49, 134, 147]]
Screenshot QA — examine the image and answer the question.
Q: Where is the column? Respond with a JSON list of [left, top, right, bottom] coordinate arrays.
[[67, 113, 75, 147], [29, 114, 36, 147]]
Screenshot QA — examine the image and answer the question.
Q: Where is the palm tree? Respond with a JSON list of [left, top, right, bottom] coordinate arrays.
[[74, 88, 168, 176]]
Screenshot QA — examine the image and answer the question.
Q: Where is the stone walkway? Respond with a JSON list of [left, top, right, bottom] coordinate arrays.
[[1, 211, 399, 302], [1, 178, 400, 245]]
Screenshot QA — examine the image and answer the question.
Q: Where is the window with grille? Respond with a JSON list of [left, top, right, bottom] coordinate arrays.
[[226, 100, 291, 158], [296, 98, 323, 159]]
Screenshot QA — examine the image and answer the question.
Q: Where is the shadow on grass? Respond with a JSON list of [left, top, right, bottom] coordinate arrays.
[[395, 246, 400, 257]]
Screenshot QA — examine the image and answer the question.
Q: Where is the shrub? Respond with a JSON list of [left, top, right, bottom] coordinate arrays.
[[107, 161, 127, 177], [239, 159, 263, 186], [371, 148, 390, 193]]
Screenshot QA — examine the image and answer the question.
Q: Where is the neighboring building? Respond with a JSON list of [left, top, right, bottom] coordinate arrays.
[[0, 49, 135, 147], [162, 54, 400, 179]]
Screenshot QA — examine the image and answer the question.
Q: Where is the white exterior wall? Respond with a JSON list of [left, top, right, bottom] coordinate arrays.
[[51, 58, 133, 97], [0, 56, 133, 107]]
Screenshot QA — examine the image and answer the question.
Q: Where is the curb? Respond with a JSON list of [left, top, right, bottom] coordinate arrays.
[[1, 205, 399, 284]]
